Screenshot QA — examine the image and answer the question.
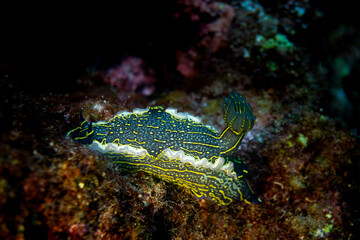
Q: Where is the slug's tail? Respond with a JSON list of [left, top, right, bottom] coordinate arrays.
[[241, 179, 262, 204], [221, 90, 256, 135]]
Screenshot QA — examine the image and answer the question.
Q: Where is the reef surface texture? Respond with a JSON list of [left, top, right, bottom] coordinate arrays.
[[1, 0, 360, 239]]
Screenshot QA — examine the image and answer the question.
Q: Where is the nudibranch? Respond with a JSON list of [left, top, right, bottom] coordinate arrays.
[[67, 91, 261, 205]]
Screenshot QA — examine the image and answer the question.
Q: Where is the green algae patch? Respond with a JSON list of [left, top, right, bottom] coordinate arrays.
[[256, 33, 295, 53], [289, 175, 306, 190], [297, 133, 308, 147]]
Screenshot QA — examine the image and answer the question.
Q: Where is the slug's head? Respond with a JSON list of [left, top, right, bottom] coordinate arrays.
[[221, 90, 256, 135], [66, 114, 95, 145]]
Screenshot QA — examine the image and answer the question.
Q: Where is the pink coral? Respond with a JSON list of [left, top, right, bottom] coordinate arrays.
[[176, 0, 235, 52], [104, 56, 156, 96], [199, 2, 235, 52], [175, 0, 235, 77], [176, 48, 198, 78]]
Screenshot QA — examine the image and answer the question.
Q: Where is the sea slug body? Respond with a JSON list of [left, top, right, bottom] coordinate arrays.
[[67, 91, 261, 205]]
